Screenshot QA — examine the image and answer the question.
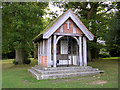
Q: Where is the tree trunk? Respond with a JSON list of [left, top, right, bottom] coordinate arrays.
[[86, 3, 99, 60], [15, 48, 28, 64], [87, 49, 92, 61], [15, 48, 23, 64]]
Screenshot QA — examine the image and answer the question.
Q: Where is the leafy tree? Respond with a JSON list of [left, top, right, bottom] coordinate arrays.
[[2, 2, 48, 64], [104, 3, 120, 57], [53, 2, 117, 60]]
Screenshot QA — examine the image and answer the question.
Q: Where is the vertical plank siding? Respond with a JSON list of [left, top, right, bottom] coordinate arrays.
[[37, 40, 48, 67]]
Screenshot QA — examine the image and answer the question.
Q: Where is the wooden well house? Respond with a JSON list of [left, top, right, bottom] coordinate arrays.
[[33, 9, 94, 68]]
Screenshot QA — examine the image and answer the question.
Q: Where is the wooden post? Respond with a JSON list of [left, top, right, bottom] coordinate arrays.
[[83, 37, 87, 66], [79, 36, 83, 66], [43, 40, 45, 66], [47, 37, 52, 67], [53, 35, 57, 67], [38, 42, 40, 65], [40, 41, 42, 65], [71, 42, 73, 65]]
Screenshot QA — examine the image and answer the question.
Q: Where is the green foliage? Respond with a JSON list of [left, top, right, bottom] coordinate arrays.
[[2, 2, 48, 58], [104, 10, 120, 57], [53, 2, 118, 59], [13, 60, 18, 65], [98, 54, 110, 58], [23, 59, 31, 64]]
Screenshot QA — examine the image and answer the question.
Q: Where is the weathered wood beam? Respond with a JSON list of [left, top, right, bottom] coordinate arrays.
[[38, 42, 40, 65], [43, 40, 45, 66], [47, 37, 52, 67], [79, 36, 83, 66], [83, 37, 87, 66], [56, 36, 63, 44], [40, 41, 42, 65], [53, 35, 57, 67], [54, 32, 82, 37]]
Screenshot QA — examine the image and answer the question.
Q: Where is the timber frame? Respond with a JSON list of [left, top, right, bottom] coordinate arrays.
[[33, 9, 94, 67]]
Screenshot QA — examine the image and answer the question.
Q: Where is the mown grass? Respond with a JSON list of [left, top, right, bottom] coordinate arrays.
[[100, 57, 120, 60], [2, 57, 119, 88]]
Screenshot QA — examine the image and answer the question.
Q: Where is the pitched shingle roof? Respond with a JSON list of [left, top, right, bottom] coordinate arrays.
[[33, 9, 94, 43]]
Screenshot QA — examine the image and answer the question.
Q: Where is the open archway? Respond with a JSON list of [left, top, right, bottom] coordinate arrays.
[[55, 36, 79, 66]]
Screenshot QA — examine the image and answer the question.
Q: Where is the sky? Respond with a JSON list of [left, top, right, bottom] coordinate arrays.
[[44, 1, 117, 19], [49, 2, 63, 15], [43, 2, 63, 19]]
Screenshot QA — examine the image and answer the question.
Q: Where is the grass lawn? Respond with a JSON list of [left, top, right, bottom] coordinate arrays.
[[100, 57, 120, 60], [2, 57, 119, 88]]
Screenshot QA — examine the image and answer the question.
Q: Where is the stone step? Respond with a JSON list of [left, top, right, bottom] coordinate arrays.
[[32, 67, 99, 74], [40, 71, 101, 79], [28, 68, 102, 80], [28, 66, 104, 80], [34, 65, 93, 71], [28, 69, 41, 80]]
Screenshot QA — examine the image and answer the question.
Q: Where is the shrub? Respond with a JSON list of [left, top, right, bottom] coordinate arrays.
[[24, 59, 31, 64], [98, 54, 111, 58], [13, 60, 18, 65]]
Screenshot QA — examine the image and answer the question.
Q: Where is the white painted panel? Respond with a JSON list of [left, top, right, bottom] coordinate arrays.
[[60, 25, 63, 32], [61, 40, 68, 54], [53, 35, 57, 67], [51, 60, 53, 66], [79, 36, 83, 66], [57, 60, 69, 65], [68, 56, 72, 64], [73, 24, 76, 33], [83, 37, 87, 66], [56, 55, 78, 65], [47, 37, 52, 67], [73, 56, 77, 65]]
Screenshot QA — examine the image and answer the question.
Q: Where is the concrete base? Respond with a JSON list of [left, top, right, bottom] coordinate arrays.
[[28, 65, 104, 80]]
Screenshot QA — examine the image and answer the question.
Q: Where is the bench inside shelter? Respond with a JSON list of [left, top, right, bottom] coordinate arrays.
[[57, 54, 70, 66]]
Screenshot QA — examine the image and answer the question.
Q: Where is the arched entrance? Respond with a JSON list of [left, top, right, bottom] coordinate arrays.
[[56, 36, 79, 66]]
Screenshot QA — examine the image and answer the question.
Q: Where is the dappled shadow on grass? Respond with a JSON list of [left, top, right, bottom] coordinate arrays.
[[2, 58, 38, 70]]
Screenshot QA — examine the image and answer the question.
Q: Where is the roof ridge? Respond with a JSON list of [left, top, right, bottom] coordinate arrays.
[[33, 8, 94, 42], [33, 9, 70, 41]]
